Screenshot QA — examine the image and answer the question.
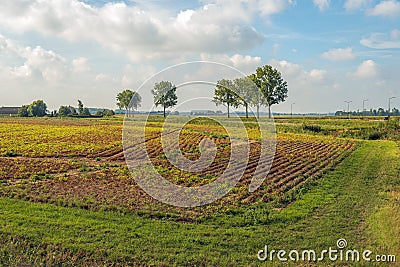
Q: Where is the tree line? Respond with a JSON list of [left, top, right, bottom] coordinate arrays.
[[335, 108, 400, 117], [18, 100, 115, 118], [17, 64, 288, 118], [118, 64, 288, 118]]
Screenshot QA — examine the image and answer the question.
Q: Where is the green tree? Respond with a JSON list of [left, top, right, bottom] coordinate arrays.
[[58, 106, 71, 116], [117, 90, 141, 117], [250, 65, 288, 118], [234, 77, 257, 118], [28, 100, 47, 117], [213, 79, 240, 118], [18, 105, 29, 117], [251, 89, 265, 119], [82, 107, 91, 116], [130, 92, 142, 116], [151, 81, 178, 118], [117, 89, 133, 115], [95, 109, 115, 117], [104, 109, 115, 116], [70, 106, 77, 116], [95, 110, 104, 117], [78, 100, 84, 116]]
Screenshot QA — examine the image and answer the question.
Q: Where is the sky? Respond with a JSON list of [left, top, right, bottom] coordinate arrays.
[[0, 0, 399, 113]]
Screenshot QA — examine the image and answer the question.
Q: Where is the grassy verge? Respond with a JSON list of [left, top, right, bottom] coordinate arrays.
[[0, 141, 399, 266]]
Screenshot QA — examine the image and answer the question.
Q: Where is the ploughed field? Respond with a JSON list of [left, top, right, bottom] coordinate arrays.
[[0, 117, 356, 220]]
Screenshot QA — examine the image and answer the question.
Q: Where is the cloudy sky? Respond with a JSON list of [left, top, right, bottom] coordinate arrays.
[[0, 0, 399, 113]]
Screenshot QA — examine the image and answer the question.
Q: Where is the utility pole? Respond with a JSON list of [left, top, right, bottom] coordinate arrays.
[[388, 97, 396, 119], [362, 99, 368, 118], [291, 103, 295, 117], [344, 101, 352, 119]]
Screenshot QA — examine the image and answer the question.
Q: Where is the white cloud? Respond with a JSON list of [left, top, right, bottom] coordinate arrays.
[[121, 64, 157, 88], [313, 0, 330, 11], [72, 57, 90, 73], [0, 35, 127, 109], [349, 60, 379, 78], [360, 29, 400, 49], [269, 59, 327, 83], [344, 0, 371, 11], [230, 54, 262, 72], [321, 47, 356, 61], [0, 35, 68, 83], [200, 53, 262, 74], [0, 0, 295, 62], [368, 0, 400, 18], [255, 0, 296, 15], [270, 60, 303, 77], [309, 69, 327, 81]]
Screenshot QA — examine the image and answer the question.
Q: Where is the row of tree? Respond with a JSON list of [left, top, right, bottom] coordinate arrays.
[[18, 100, 115, 117], [214, 65, 288, 118], [116, 81, 178, 118], [335, 108, 400, 117], [18, 100, 47, 117], [117, 64, 288, 118], [18, 64, 288, 119], [58, 100, 91, 117]]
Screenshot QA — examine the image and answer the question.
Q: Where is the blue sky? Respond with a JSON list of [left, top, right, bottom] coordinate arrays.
[[0, 0, 399, 113]]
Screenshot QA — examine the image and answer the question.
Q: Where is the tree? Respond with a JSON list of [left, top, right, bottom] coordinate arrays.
[[82, 107, 91, 116], [58, 106, 71, 116], [95, 110, 104, 117], [251, 88, 264, 119], [95, 109, 115, 117], [378, 108, 385, 116], [70, 106, 77, 116], [117, 90, 141, 117], [234, 77, 257, 118], [104, 109, 115, 116], [151, 81, 178, 118], [213, 79, 240, 118], [28, 100, 47, 117], [78, 100, 84, 116], [18, 105, 29, 117], [130, 92, 142, 116], [116, 89, 133, 115], [250, 65, 288, 118]]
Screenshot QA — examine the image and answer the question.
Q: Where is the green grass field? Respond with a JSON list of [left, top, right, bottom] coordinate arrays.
[[0, 116, 399, 266]]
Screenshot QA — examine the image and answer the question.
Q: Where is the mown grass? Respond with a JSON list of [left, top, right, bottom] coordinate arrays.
[[1, 141, 398, 265]]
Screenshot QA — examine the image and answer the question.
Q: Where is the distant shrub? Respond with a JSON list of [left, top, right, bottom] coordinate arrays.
[[368, 131, 383, 140], [18, 106, 29, 117], [94, 110, 104, 117], [104, 109, 115, 116], [303, 124, 322, 133], [4, 151, 19, 157], [95, 109, 115, 117]]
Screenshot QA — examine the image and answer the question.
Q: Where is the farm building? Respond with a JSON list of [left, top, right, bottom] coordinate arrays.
[[0, 107, 20, 116]]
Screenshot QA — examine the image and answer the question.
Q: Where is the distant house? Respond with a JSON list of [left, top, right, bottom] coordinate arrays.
[[0, 107, 20, 116]]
